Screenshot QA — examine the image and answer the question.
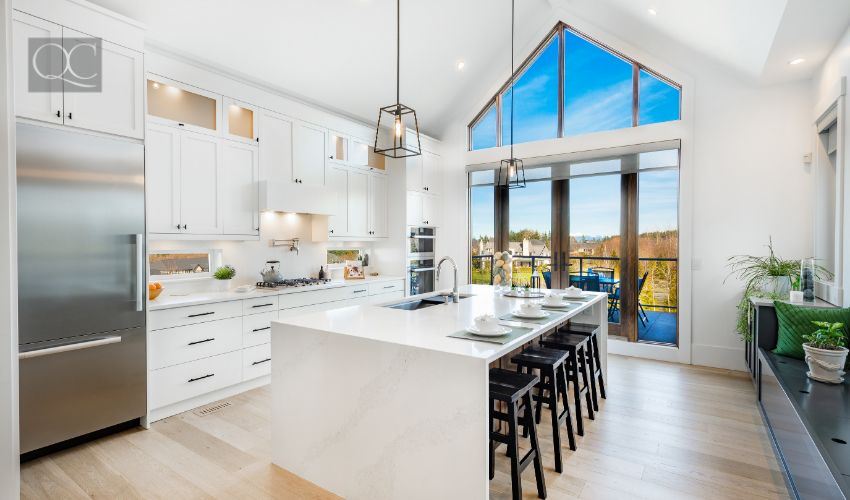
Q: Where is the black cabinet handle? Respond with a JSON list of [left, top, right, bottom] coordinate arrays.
[[55, 110, 61, 118], [353, 289, 366, 294], [176, 224, 181, 230], [178, 123, 185, 127], [188, 338, 214, 345], [252, 326, 271, 332], [252, 358, 271, 366], [188, 373, 214, 383], [187, 311, 214, 318], [383, 285, 395, 289], [66, 112, 72, 119], [252, 303, 274, 308], [329, 229, 334, 234]]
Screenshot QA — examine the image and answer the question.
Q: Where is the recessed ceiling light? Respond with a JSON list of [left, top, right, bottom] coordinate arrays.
[[456, 60, 466, 71], [788, 58, 805, 65], [647, 7, 657, 15]]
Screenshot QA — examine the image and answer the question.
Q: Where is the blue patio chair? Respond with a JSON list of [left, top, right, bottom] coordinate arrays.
[[542, 271, 551, 289], [581, 274, 600, 292], [608, 272, 650, 326]]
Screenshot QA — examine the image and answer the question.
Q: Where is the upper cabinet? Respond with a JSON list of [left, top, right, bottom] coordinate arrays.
[[258, 109, 293, 185], [220, 140, 259, 236], [406, 150, 441, 194], [224, 98, 258, 144], [327, 131, 385, 171], [324, 167, 388, 240], [292, 121, 327, 186], [12, 11, 144, 139], [329, 132, 349, 163], [147, 77, 220, 135]]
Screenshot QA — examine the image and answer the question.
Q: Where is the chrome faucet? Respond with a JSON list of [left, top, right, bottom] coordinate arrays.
[[436, 256, 459, 303]]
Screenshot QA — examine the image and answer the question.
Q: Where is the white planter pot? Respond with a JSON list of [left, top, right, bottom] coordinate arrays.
[[803, 343, 848, 384], [212, 279, 232, 292], [763, 276, 791, 298]]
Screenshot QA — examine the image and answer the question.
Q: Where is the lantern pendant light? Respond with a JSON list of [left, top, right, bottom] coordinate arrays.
[[498, 0, 526, 189], [374, 0, 421, 158]]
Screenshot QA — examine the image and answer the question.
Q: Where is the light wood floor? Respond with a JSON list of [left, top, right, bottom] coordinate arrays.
[[20, 355, 789, 500]]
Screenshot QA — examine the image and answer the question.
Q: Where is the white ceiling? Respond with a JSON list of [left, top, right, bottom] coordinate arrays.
[[90, 0, 850, 138]]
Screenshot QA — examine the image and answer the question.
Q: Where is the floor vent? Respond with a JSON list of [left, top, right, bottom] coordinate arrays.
[[193, 401, 232, 417]]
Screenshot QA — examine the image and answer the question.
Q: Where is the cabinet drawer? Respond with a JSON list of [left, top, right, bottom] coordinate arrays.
[[150, 317, 242, 369], [149, 300, 242, 330], [243, 295, 279, 314], [150, 350, 242, 409], [279, 284, 368, 309], [368, 280, 404, 296], [243, 311, 276, 347], [242, 343, 271, 380]]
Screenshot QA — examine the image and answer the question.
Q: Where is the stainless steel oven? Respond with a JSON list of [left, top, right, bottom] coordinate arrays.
[[408, 258, 435, 295], [408, 227, 435, 258], [408, 227, 436, 295]]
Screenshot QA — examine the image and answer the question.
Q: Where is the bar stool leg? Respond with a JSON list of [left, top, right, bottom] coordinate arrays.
[[585, 344, 599, 412], [557, 364, 577, 451], [489, 398, 495, 480], [524, 392, 547, 499], [577, 346, 595, 421], [546, 366, 563, 473], [569, 356, 585, 436], [593, 335, 607, 400], [507, 401, 522, 500]]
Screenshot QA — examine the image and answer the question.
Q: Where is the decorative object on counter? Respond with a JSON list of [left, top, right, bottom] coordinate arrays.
[[726, 237, 832, 341], [148, 281, 163, 300], [773, 301, 850, 360], [344, 260, 365, 280], [789, 290, 804, 303], [362, 253, 370, 267], [373, 0, 421, 159], [213, 265, 236, 291], [318, 265, 325, 280], [492, 251, 512, 290], [329, 266, 345, 282], [803, 321, 848, 383], [260, 260, 283, 284], [801, 257, 816, 302]]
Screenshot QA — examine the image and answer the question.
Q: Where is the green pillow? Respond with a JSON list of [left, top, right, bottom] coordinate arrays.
[[772, 301, 850, 359]]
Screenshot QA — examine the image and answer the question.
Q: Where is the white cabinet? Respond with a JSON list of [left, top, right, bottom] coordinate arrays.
[[221, 140, 259, 236], [258, 110, 294, 184], [12, 12, 143, 138], [368, 173, 388, 237], [292, 121, 326, 186], [406, 191, 423, 227], [179, 132, 222, 235], [350, 138, 370, 167], [406, 191, 439, 227], [406, 155, 424, 191], [12, 12, 62, 125], [422, 193, 440, 227], [146, 124, 181, 234], [326, 165, 349, 237], [406, 151, 442, 194], [223, 98, 258, 144], [348, 170, 369, 237]]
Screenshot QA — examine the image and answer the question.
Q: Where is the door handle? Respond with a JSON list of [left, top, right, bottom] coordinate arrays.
[[252, 358, 271, 366], [187, 311, 215, 318], [135, 234, 144, 312], [19, 336, 122, 360], [188, 373, 214, 383], [252, 303, 274, 308], [188, 338, 215, 346], [252, 326, 271, 332]]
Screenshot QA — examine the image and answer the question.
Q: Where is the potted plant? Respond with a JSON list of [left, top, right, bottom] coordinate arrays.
[[802, 321, 848, 383], [213, 265, 236, 291]]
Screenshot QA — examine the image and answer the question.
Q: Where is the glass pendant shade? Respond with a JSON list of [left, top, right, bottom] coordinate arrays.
[[375, 103, 421, 158], [498, 157, 526, 189]]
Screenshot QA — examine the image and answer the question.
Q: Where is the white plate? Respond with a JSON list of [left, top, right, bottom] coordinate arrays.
[[561, 292, 587, 300], [542, 301, 570, 308], [512, 310, 549, 319], [466, 325, 512, 337]]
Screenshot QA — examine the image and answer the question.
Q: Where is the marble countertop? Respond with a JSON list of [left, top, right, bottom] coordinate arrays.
[[274, 284, 606, 363], [147, 275, 406, 311]]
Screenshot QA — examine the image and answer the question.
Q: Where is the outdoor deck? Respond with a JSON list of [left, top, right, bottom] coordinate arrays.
[[610, 310, 677, 345]]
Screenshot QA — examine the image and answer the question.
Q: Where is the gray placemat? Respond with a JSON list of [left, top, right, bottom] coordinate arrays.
[[541, 303, 577, 311], [447, 326, 534, 345], [498, 310, 567, 324], [562, 295, 593, 302]]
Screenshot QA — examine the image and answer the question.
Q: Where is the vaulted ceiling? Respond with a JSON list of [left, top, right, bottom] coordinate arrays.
[[90, 0, 850, 138]]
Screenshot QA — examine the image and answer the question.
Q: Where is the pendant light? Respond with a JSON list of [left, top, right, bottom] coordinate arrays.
[[498, 0, 526, 189], [374, 0, 421, 158]]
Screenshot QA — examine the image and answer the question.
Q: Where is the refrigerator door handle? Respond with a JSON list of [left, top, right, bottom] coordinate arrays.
[[19, 336, 122, 360], [135, 234, 144, 312]]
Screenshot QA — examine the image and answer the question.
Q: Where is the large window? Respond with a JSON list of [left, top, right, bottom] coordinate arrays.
[[470, 181, 495, 284], [468, 23, 681, 150], [509, 181, 552, 286]]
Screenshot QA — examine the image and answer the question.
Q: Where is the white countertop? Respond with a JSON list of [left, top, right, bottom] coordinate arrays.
[[147, 275, 405, 311], [274, 284, 606, 363]]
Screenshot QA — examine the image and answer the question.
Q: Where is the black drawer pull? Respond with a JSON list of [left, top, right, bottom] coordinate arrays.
[[353, 289, 366, 294], [252, 327, 271, 332], [188, 311, 215, 318], [252, 358, 271, 366], [188, 338, 214, 346], [188, 373, 214, 383], [383, 285, 395, 289], [252, 303, 274, 308]]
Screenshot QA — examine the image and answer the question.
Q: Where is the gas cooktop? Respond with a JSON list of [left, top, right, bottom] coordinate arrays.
[[256, 278, 332, 289]]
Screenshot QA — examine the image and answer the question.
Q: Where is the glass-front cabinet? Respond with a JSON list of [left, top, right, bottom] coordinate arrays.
[[146, 77, 220, 134], [224, 98, 258, 143]]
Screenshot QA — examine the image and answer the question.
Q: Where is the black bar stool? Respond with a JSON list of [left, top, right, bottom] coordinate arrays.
[[559, 324, 606, 410], [489, 368, 547, 500], [538, 332, 595, 436], [511, 346, 577, 473]]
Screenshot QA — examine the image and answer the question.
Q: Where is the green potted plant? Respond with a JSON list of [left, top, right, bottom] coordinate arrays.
[[213, 265, 236, 291], [802, 321, 848, 383]]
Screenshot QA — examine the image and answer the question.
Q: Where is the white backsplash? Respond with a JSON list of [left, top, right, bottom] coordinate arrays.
[[148, 212, 376, 291]]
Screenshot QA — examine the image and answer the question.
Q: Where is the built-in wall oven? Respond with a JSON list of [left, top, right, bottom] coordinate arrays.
[[408, 227, 436, 295]]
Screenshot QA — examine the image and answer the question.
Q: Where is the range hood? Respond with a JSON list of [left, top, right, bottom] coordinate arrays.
[[259, 180, 334, 215]]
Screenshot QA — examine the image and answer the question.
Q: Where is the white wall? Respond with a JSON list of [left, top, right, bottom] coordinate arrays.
[[0, 0, 19, 494], [436, 10, 815, 371]]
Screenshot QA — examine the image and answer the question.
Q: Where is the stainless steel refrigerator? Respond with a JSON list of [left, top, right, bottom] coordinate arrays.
[[16, 122, 146, 455]]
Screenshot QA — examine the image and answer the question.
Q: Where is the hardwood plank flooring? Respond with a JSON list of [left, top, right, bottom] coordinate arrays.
[[20, 355, 789, 499]]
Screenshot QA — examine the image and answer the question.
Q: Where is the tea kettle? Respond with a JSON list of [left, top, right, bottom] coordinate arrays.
[[260, 260, 283, 283]]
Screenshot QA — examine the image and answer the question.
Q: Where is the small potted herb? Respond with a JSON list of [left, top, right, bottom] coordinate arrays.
[[802, 321, 848, 383], [213, 265, 236, 291]]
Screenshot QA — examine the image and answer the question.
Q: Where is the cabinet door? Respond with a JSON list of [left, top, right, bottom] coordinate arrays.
[[223, 97, 258, 144], [179, 131, 222, 235], [12, 12, 63, 124], [422, 151, 442, 195], [62, 28, 144, 139], [326, 166, 348, 237], [422, 193, 439, 227], [258, 110, 293, 184], [293, 121, 326, 186], [405, 154, 423, 191], [350, 138, 370, 167], [348, 170, 369, 237], [368, 173, 388, 237], [145, 124, 181, 234], [406, 191, 423, 227], [328, 132, 348, 163], [221, 140, 259, 236]]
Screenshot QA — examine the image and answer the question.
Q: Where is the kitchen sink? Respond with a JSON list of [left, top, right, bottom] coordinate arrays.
[[385, 294, 472, 311]]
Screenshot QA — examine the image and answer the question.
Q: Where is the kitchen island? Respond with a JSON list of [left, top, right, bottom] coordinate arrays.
[[270, 284, 608, 499]]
